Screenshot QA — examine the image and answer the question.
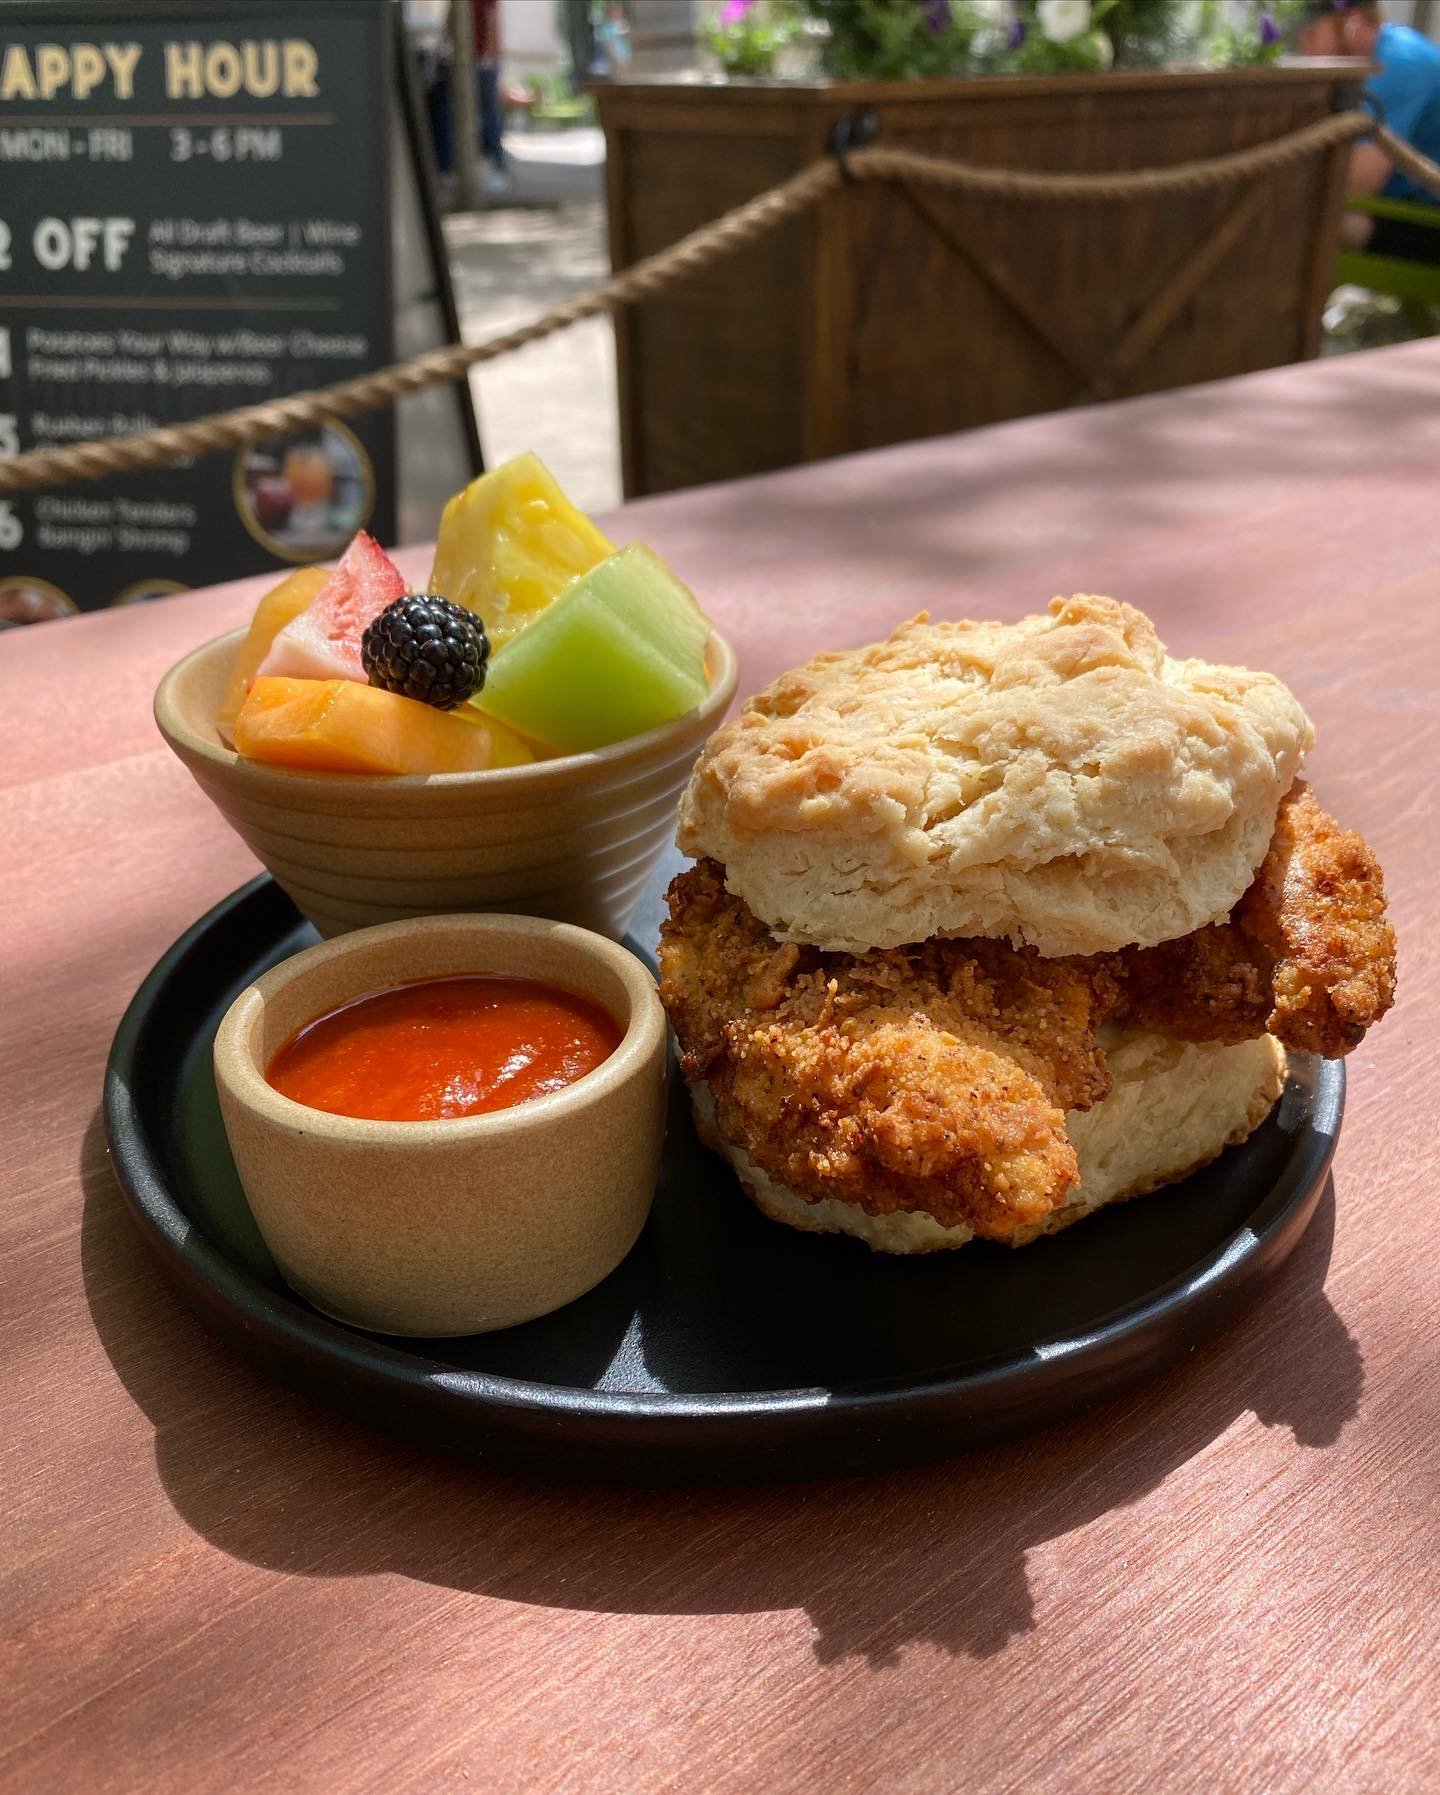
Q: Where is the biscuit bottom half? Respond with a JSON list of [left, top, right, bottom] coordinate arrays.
[[687, 1031, 1288, 1254]]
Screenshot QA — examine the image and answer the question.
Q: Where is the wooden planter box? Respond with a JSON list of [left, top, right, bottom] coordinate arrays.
[[597, 64, 1361, 498]]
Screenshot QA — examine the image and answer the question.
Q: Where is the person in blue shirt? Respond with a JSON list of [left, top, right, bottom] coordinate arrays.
[[1299, 1, 1440, 262]]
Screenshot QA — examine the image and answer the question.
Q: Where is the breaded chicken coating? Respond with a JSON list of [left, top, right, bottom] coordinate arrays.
[[1113, 783, 1395, 1056], [1235, 782, 1397, 1055], [660, 788, 1394, 1239], [660, 859, 1114, 1237]]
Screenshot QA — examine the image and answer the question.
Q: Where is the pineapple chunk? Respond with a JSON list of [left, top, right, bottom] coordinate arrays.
[[471, 545, 710, 754], [235, 677, 533, 776], [428, 452, 614, 648]]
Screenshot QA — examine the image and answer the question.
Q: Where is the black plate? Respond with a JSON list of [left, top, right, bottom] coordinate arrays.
[[104, 855, 1343, 1481]]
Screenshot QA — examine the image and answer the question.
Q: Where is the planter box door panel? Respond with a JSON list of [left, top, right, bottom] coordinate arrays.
[[609, 123, 817, 497], [600, 70, 1353, 498]]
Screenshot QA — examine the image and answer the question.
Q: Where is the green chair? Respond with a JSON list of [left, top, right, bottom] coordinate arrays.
[[1335, 194, 1440, 333]]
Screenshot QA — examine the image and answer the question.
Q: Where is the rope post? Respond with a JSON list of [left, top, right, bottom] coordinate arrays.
[[1332, 77, 1373, 122]]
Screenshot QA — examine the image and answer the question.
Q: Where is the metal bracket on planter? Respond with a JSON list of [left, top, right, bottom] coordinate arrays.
[[828, 108, 880, 183], [1342, 83, 1383, 131]]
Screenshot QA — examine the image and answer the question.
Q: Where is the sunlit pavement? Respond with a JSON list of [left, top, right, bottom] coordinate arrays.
[[442, 128, 621, 512]]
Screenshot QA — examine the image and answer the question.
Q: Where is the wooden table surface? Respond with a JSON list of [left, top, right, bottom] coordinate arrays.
[[4, 341, 1438, 1795]]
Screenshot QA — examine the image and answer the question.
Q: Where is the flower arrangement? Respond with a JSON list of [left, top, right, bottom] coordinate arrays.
[[811, 0, 984, 78], [699, 0, 1305, 81], [1202, 1, 1296, 70], [700, 0, 802, 77]]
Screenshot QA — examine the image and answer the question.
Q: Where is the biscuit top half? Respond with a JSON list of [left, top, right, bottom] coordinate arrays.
[[676, 595, 1313, 957]]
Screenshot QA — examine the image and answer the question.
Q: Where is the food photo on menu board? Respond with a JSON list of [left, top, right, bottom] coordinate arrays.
[[1, 1, 1431, 1790]]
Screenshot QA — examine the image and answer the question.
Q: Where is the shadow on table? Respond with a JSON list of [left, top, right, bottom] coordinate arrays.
[[696, 352, 1440, 559], [80, 1106, 1362, 1667]]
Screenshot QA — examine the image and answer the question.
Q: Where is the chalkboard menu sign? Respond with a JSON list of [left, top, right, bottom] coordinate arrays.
[[0, 0, 434, 622]]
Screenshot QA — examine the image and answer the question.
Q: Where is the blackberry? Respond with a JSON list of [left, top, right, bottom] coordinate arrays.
[[361, 595, 489, 710]]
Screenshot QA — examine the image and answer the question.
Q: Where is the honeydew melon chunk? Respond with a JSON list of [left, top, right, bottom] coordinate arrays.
[[428, 452, 615, 649], [471, 544, 710, 753]]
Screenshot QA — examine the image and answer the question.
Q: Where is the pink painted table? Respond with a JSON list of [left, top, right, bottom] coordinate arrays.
[[4, 340, 1438, 1794]]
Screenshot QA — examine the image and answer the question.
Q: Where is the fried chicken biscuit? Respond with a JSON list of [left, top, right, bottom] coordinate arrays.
[[661, 599, 1395, 1250]]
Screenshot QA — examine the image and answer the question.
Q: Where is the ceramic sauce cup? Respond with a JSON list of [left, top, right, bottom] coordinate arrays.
[[212, 913, 668, 1336]]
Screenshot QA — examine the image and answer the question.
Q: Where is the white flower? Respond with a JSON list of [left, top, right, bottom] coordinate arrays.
[[1037, 0, 1091, 44]]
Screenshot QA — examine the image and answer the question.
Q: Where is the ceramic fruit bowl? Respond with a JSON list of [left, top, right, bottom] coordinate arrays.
[[212, 912, 668, 1337], [155, 625, 739, 940]]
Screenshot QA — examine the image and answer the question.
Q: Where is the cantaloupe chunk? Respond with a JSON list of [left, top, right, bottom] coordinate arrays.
[[471, 545, 710, 753], [428, 452, 614, 649], [217, 566, 331, 742], [234, 677, 534, 776]]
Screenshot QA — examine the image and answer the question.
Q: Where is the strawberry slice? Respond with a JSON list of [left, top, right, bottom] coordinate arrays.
[[257, 532, 407, 684]]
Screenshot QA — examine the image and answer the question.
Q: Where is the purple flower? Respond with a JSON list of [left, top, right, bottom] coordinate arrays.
[[920, 0, 951, 32], [1006, 17, 1026, 49], [1259, 7, 1280, 46], [719, 0, 752, 23]]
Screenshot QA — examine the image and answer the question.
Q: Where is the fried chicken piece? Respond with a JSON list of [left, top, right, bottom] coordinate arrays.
[[1112, 783, 1396, 1057], [1235, 781, 1397, 1055], [1107, 923, 1273, 1047], [661, 860, 1115, 1238], [660, 790, 1394, 1239]]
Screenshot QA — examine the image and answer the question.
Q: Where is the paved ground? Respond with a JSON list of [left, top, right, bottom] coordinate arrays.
[[442, 129, 621, 513]]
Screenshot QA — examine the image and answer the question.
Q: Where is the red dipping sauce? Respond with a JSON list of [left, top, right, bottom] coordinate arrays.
[[266, 975, 623, 1122]]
